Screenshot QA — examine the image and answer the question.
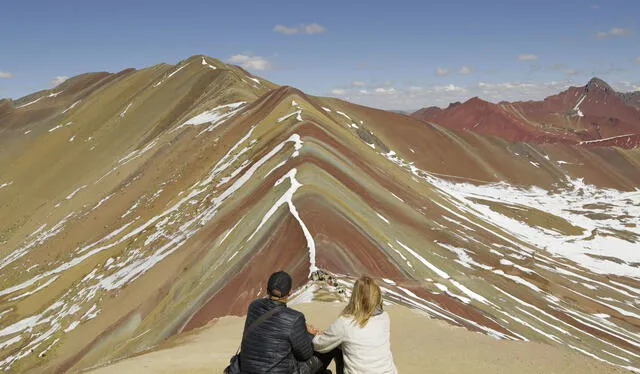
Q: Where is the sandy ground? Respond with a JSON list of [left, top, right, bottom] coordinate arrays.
[[85, 301, 630, 374]]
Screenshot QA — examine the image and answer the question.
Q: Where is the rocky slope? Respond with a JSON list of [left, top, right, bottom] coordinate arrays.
[[412, 78, 640, 147], [0, 56, 639, 373]]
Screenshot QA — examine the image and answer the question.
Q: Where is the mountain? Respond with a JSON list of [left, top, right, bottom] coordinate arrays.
[[412, 78, 640, 147], [0, 56, 639, 373], [621, 91, 640, 110]]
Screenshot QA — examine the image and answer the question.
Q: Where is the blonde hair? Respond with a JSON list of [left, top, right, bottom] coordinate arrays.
[[341, 276, 382, 328]]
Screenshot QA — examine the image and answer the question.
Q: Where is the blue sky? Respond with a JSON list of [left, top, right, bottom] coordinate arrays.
[[1, 0, 638, 110]]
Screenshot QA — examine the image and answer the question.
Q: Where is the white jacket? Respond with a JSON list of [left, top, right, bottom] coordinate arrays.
[[313, 312, 398, 374]]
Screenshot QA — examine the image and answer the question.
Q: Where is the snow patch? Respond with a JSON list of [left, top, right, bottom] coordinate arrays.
[[175, 102, 246, 133], [396, 241, 450, 279], [48, 122, 73, 133], [201, 57, 217, 70], [277, 110, 303, 123], [336, 111, 351, 120], [375, 212, 390, 224], [251, 167, 317, 274], [16, 97, 43, 109], [573, 95, 586, 117], [62, 100, 81, 114], [65, 185, 87, 200], [579, 134, 636, 145], [120, 102, 133, 118]]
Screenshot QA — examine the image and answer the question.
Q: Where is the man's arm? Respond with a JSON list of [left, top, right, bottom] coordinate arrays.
[[289, 314, 314, 361], [241, 301, 256, 337]]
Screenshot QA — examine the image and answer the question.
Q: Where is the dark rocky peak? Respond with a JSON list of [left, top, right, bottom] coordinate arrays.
[[585, 77, 614, 94]]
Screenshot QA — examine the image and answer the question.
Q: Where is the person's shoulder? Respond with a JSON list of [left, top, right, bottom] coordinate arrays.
[[277, 306, 306, 329], [334, 314, 353, 327], [283, 306, 305, 319], [248, 297, 269, 311], [375, 311, 391, 324]]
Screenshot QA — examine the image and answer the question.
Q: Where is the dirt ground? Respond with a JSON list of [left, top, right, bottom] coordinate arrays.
[[85, 301, 630, 374]]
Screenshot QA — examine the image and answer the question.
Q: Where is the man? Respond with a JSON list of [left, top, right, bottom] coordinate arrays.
[[240, 271, 324, 373]]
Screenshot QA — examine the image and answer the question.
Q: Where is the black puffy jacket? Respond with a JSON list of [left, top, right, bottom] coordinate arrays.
[[240, 298, 314, 373]]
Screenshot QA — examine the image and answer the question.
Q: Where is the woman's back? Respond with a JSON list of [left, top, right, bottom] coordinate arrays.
[[313, 311, 397, 374]]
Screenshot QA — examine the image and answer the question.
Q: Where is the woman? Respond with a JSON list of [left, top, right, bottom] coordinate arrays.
[[312, 276, 398, 374]]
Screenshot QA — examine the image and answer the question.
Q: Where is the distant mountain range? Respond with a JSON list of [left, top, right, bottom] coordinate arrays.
[[412, 78, 640, 148]]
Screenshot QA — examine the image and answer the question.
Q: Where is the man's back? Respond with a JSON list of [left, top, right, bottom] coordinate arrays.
[[240, 298, 314, 373]]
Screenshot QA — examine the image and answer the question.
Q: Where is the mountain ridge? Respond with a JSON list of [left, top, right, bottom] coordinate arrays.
[[412, 77, 640, 148]]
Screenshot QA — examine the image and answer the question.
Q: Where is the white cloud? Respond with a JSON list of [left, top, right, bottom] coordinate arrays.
[[273, 23, 326, 35], [434, 66, 472, 76], [596, 27, 631, 38], [563, 69, 580, 76], [304, 23, 326, 34], [51, 76, 69, 85], [478, 82, 536, 90], [435, 67, 451, 77], [517, 54, 538, 61], [331, 88, 347, 95], [352, 81, 365, 87], [433, 84, 468, 93], [614, 81, 640, 92], [273, 25, 298, 35], [374, 87, 396, 94], [0, 71, 13, 79], [536, 63, 582, 76], [227, 54, 272, 71]]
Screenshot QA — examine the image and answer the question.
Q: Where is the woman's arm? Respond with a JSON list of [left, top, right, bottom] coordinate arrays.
[[312, 317, 345, 353]]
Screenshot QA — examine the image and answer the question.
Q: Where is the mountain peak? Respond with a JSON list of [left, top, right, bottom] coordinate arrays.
[[585, 77, 613, 93], [0, 98, 12, 116], [185, 54, 217, 64], [465, 96, 493, 107]]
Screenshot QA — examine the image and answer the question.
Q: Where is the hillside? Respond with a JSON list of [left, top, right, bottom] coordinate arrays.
[[412, 78, 640, 147], [0, 55, 639, 373]]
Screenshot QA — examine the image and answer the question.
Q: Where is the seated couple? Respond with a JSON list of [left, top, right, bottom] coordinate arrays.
[[237, 271, 398, 374]]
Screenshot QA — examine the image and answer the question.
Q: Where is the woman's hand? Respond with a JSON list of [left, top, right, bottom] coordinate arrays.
[[306, 323, 322, 335]]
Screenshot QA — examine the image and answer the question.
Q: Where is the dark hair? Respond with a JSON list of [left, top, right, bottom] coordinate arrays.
[[267, 271, 292, 297]]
